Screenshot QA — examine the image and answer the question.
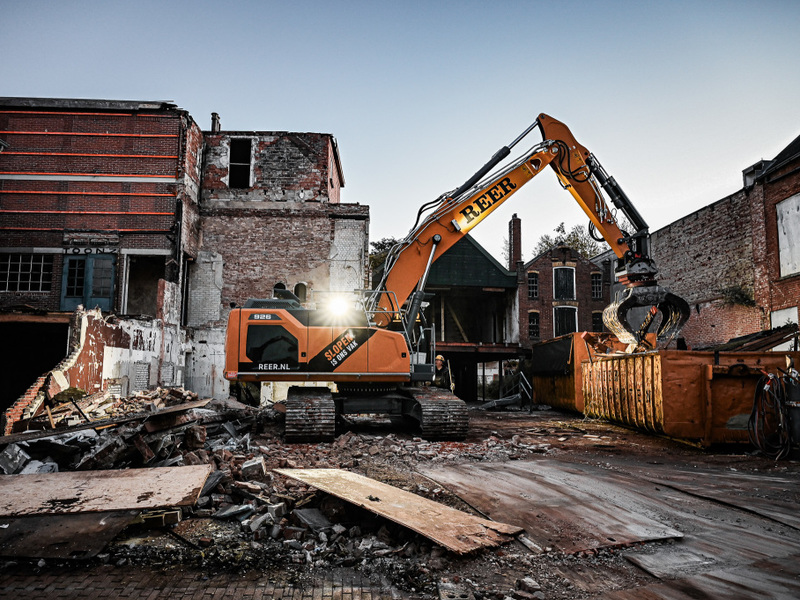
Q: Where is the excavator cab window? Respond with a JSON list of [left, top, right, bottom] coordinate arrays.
[[245, 325, 299, 371]]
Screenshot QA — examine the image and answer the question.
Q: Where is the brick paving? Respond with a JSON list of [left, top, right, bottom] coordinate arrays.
[[0, 565, 413, 600]]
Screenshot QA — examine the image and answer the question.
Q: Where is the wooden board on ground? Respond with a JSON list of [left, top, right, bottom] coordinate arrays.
[[0, 510, 139, 559], [420, 460, 683, 554], [0, 465, 213, 516], [274, 468, 522, 554]]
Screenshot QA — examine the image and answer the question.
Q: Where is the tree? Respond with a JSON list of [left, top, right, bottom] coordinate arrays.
[[532, 222, 607, 259], [369, 237, 400, 272]]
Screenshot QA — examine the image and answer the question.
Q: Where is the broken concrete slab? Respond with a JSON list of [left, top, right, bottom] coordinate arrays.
[[274, 468, 522, 554], [0, 464, 213, 516]]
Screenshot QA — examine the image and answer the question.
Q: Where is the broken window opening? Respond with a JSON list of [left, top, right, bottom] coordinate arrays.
[[125, 255, 165, 317], [528, 311, 540, 341], [229, 138, 252, 189], [294, 282, 308, 303], [0, 253, 54, 292]]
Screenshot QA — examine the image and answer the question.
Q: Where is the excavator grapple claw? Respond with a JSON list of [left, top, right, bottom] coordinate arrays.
[[603, 285, 691, 347]]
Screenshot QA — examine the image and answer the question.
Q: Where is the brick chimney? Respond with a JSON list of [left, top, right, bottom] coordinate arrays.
[[509, 213, 522, 269]]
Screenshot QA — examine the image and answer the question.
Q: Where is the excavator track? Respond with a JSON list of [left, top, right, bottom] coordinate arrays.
[[406, 386, 469, 441], [284, 386, 336, 443]]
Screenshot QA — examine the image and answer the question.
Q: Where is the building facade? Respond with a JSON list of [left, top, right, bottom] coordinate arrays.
[[510, 215, 610, 348], [0, 98, 369, 430], [185, 118, 369, 398], [0, 98, 203, 421]]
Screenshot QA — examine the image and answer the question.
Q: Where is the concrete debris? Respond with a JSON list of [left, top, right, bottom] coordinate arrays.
[[0, 387, 562, 597]]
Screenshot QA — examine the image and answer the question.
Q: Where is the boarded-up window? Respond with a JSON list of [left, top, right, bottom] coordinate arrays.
[[777, 193, 800, 277], [554, 306, 577, 337], [553, 267, 575, 300]]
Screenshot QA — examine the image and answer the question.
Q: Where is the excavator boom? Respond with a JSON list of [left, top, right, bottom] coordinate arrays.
[[372, 114, 690, 346]]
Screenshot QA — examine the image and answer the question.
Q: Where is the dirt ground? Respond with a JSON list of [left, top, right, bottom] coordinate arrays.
[[4, 404, 800, 599]]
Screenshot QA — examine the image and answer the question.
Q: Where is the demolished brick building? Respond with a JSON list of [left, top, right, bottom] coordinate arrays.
[[0, 98, 369, 431]]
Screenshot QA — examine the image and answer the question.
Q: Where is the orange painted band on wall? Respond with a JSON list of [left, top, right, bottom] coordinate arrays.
[[0, 210, 174, 216], [0, 131, 177, 138], [0, 227, 173, 232], [0, 171, 176, 178], [4, 151, 179, 159], [0, 190, 175, 197]]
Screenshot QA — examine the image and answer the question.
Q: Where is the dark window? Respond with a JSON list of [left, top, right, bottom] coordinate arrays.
[[591, 273, 603, 300], [527, 272, 539, 299], [528, 312, 540, 341], [0, 253, 53, 292], [91, 257, 114, 297], [229, 138, 252, 188], [554, 267, 575, 300], [245, 325, 299, 369], [592, 311, 604, 332], [554, 306, 577, 337], [294, 282, 307, 303], [66, 259, 86, 297]]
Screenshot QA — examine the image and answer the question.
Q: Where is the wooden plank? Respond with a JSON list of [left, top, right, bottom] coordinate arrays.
[[0, 465, 213, 516], [421, 460, 683, 555], [274, 468, 522, 554], [0, 511, 139, 559]]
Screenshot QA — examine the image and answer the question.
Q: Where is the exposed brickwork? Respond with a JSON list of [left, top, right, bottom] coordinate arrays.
[[0, 98, 202, 316], [756, 158, 800, 318], [518, 245, 609, 348]]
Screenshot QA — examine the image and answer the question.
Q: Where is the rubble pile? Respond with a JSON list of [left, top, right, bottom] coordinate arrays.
[[17, 387, 202, 431], [0, 389, 564, 597]]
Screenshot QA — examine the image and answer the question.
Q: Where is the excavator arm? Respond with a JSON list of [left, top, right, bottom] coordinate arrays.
[[370, 114, 690, 347]]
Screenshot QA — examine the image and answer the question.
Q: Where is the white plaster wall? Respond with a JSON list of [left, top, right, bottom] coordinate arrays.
[[185, 328, 229, 400]]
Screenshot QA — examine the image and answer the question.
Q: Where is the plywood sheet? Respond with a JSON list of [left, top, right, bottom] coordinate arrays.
[[0, 511, 139, 559], [0, 465, 213, 516], [274, 468, 522, 554], [421, 460, 683, 554]]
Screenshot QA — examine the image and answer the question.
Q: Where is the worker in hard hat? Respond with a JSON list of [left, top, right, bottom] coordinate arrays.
[[433, 355, 454, 392]]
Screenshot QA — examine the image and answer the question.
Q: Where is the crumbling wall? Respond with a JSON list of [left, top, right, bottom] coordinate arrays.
[[3, 308, 187, 434]]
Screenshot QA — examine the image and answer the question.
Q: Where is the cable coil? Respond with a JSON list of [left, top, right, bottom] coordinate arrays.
[[748, 372, 794, 460]]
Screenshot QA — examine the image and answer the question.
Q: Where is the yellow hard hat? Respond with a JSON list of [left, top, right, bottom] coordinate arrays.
[[435, 355, 444, 361]]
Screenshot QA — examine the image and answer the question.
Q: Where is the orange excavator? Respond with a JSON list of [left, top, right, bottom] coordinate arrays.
[[224, 114, 690, 442]]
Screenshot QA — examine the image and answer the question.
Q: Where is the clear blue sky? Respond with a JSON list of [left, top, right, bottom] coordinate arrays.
[[3, 0, 799, 262]]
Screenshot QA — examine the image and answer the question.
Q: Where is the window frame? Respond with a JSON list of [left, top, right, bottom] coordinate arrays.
[[0, 253, 54, 293], [553, 266, 576, 300], [527, 271, 539, 300]]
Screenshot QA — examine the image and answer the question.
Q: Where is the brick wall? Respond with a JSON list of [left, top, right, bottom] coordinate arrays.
[[758, 158, 800, 319], [518, 246, 609, 348], [0, 99, 200, 317]]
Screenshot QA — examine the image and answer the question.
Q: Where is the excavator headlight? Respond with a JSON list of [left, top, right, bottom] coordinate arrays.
[[326, 295, 352, 317]]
